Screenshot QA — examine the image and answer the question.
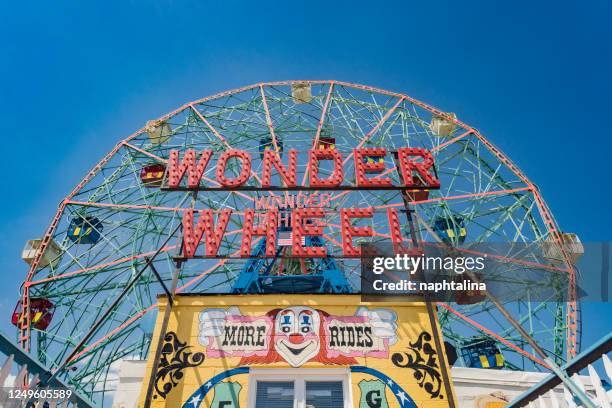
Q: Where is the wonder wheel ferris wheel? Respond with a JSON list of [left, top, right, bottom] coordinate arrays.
[[16, 80, 582, 405]]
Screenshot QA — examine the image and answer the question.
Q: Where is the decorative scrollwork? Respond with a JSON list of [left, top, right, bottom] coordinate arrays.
[[391, 331, 444, 399], [153, 331, 205, 400]]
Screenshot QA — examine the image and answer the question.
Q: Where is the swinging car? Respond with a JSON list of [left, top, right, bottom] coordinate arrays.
[[259, 137, 284, 159], [433, 215, 467, 244], [22, 238, 62, 269], [67, 216, 103, 244], [317, 137, 336, 151], [362, 155, 385, 173], [140, 163, 166, 187], [291, 82, 312, 104], [11, 298, 55, 331], [430, 112, 457, 137], [406, 176, 430, 202], [460, 339, 504, 369], [454, 272, 486, 305], [145, 120, 172, 145], [541, 232, 584, 265]]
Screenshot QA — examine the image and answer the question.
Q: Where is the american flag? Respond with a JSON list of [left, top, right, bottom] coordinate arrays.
[[278, 231, 306, 246]]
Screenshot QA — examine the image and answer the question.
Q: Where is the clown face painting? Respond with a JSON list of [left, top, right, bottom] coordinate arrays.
[[198, 305, 397, 367], [273, 306, 321, 367]]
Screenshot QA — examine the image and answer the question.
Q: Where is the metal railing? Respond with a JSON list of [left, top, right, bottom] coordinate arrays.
[[0, 332, 94, 408], [507, 332, 611, 407]]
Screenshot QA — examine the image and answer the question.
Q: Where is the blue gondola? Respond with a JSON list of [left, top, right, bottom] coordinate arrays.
[[433, 215, 467, 244], [460, 339, 504, 369], [67, 216, 103, 244], [362, 155, 384, 173], [259, 137, 283, 159]]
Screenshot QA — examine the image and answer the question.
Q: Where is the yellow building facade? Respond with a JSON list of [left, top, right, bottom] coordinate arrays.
[[139, 294, 456, 408]]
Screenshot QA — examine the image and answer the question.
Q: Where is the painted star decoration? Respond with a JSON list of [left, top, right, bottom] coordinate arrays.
[[396, 390, 410, 407], [374, 369, 413, 408], [188, 393, 202, 408]]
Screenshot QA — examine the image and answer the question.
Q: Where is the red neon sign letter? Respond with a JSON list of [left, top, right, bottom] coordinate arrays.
[[216, 150, 252, 187], [308, 149, 344, 188], [240, 209, 278, 257], [292, 208, 326, 257], [354, 148, 392, 187], [261, 149, 297, 187], [386, 208, 409, 253], [168, 149, 213, 188], [397, 147, 440, 188], [183, 209, 232, 257], [340, 207, 374, 256]]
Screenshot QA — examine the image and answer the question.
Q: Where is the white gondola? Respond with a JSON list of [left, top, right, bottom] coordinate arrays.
[[430, 112, 457, 136], [21, 239, 62, 269], [542, 232, 584, 265], [145, 119, 172, 145], [291, 82, 312, 104]]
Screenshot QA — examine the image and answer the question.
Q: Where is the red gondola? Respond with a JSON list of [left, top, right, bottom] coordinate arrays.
[[317, 137, 336, 151], [11, 298, 55, 330], [454, 273, 486, 305], [406, 176, 430, 202], [140, 164, 166, 187]]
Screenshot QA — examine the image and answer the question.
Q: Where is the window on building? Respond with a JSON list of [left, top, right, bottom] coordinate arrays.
[[255, 381, 295, 408], [305, 381, 344, 408], [249, 369, 350, 408]]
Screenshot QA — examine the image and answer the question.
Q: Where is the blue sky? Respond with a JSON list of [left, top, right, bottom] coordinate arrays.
[[0, 1, 610, 356]]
